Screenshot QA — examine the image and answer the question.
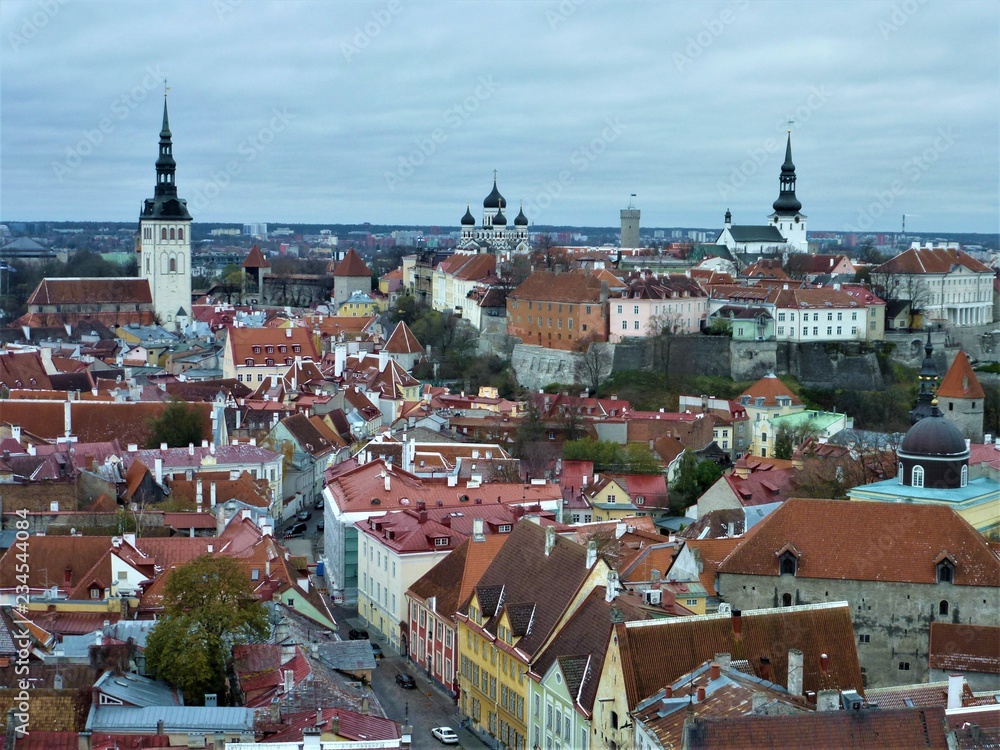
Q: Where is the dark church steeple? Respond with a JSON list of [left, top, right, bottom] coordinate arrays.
[[142, 91, 190, 220], [772, 131, 802, 215], [910, 329, 940, 424]]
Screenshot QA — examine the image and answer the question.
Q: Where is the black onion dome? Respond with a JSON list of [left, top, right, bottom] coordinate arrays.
[[899, 415, 969, 459], [772, 193, 802, 213], [461, 205, 476, 226], [492, 208, 507, 226], [484, 179, 506, 209], [514, 205, 528, 225]]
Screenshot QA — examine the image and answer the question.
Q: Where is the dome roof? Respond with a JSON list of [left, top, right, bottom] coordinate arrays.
[[514, 205, 528, 226], [484, 179, 506, 209], [772, 193, 802, 213], [492, 208, 507, 226], [461, 205, 476, 226], [898, 415, 969, 459]]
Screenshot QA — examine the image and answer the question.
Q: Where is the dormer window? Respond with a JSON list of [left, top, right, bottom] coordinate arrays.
[[253, 346, 262, 354], [245, 358, 253, 366], [936, 558, 954, 584], [434, 537, 449, 547], [779, 552, 797, 576]]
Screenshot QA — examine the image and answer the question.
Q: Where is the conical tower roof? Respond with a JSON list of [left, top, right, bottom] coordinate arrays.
[[937, 350, 985, 399], [332, 248, 372, 277]]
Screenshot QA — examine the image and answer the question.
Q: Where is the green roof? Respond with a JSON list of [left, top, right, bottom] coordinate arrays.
[[769, 410, 845, 433]]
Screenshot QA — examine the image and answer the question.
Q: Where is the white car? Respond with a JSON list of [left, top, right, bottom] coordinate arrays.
[[431, 726, 459, 745]]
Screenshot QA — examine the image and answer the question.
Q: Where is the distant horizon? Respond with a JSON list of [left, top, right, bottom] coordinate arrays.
[[2, 218, 997, 243]]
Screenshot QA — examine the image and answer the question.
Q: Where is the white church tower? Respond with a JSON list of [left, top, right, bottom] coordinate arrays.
[[767, 131, 807, 253], [138, 92, 192, 331]]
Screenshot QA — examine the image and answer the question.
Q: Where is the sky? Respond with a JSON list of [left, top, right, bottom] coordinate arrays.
[[1, 0, 998, 235]]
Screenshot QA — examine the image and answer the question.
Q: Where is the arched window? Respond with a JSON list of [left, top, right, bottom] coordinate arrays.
[[169, 255, 177, 273], [937, 560, 954, 584], [912, 465, 924, 488], [177, 227, 184, 241], [779, 551, 797, 576], [781, 593, 792, 607], [939, 600, 949, 616], [961, 465, 968, 488], [161, 227, 167, 240], [898, 462, 904, 484], [169, 228, 175, 240]]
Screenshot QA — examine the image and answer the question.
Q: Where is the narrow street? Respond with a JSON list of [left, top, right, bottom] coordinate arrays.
[[330, 604, 488, 750]]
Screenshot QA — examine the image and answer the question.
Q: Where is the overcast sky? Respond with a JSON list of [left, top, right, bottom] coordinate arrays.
[[2, 0, 998, 235]]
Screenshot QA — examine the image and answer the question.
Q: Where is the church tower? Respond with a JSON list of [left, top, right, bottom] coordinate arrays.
[[138, 92, 192, 331], [767, 132, 807, 253], [936, 350, 986, 441]]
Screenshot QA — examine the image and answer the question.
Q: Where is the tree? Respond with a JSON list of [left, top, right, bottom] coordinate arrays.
[[669, 451, 722, 513], [494, 255, 532, 305], [773, 424, 795, 460], [145, 555, 269, 704], [562, 438, 662, 474], [575, 337, 613, 394], [147, 399, 208, 448]]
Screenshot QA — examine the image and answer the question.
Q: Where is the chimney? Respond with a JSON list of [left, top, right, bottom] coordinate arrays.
[[816, 689, 841, 712], [709, 662, 721, 681], [473, 517, 485, 541], [605, 570, 620, 602], [204, 693, 218, 708], [418, 509, 428, 524], [210, 482, 217, 507], [384, 472, 391, 492], [378, 348, 389, 373], [751, 692, 767, 714], [64, 567, 73, 587], [156, 719, 165, 735], [731, 609, 742, 637], [664, 685, 673, 699], [544, 525, 556, 556], [78, 730, 92, 750], [586, 540, 598, 568], [302, 728, 321, 750], [5, 707, 16, 750], [330, 714, 340, 736], [820, 652, 829, 673], [188, 442, 195, 456], [54, 672, 64, 690], [696, 685, 706, 703], [11, 425, 20, 443], [441, 514, 451, 528], [283, 668, 295, 693], [759, 656, 771, 681], [787, 648, 804, 697], [64, 399, 72, 436], [947, 673, 964, 709], [269, 698, 281, 723]]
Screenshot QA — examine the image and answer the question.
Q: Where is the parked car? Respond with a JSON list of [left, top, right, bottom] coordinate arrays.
[[370, 642, 382, 659], [348, 628, 369, 641], [431, 727, 459, 745], [283, 522, 308, 538], [296, 510, 311, 522], [316, 521, 324, 533], [395, 673, 416, 689], [315, 499, 325, 510]]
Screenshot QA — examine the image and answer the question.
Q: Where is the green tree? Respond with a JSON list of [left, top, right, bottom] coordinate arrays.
[[669, 451, 722, 513], [147, 399, 208, 448], [773, 424, 795, 460], [145, 555, 269, 704]]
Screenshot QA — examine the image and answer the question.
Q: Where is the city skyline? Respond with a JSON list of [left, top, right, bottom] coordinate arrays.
[[1, 1, 998, 235]]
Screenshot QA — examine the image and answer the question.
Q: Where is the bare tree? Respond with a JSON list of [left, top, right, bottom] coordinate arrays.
[[575, 337, 613, 395]]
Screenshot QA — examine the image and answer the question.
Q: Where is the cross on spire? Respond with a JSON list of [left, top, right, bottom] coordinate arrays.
[[786, 118, 794, 133], [164, 79, 170, 99]]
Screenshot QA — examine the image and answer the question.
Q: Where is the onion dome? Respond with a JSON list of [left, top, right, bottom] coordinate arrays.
[[461, 204, 475, 226], [772, 132, 802, 214], [484, 178, 506, 209], [724, 209, 732, 224], [493, 207, 507, 226], [514, 203, 528, 226]]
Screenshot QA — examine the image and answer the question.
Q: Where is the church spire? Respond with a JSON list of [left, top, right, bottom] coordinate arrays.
[[772, 131, 801, 215], [910, 328, 941, 423], [154, 96, 178, 199]]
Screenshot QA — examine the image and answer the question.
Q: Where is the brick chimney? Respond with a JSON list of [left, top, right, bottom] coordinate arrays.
[[787, 648, 804, 697], [544, 525, 556, 556]]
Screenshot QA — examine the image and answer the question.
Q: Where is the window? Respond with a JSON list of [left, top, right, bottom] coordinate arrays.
[[634, 305, 640, 315], [859, 634, 870, 643], [961, 465, 968, 487], [937, 560, 954, 584], [178, 227, 183, 240], [813, 327, 818, 336], [621, 321, 628, 330], [634, 321, 639, 330], [781, 592, 792, 606], [912, 465, 924, 488], [827, 326, 833, 335], [779, 551, 797, 576], [837, 312, 843, 321], [617, 305, 623, 314], [610, 711, 619, 730], [939, 600, 949, 616], [898, 661, 911, 671], [686, 598, 698, 606], [161, 227, 167, 240]]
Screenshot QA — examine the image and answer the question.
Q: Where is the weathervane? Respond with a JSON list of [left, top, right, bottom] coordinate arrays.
[[787, 118, 794, 133], [164, 79, 170, 99]]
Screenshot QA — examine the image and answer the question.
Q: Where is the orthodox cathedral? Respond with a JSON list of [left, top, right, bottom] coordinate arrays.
[[457, 174, 530, 255], [716, 132, 808, 256]]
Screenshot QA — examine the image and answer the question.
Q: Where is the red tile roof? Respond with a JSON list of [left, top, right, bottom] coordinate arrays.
[[874, 247, 992, 275], [615, 602, 863, 710], [510, 269, 605, 304], [928, 622, 1000, 674], [25, 277, 152, 305], [718, 499, 1000, 586], [736, 375, 802, 408], [936, 350, 985, 400], [228, 326, 318, 367], [332, 248, 372, 277], [383, 320, 424, 354], [408, 534, 509, 621], [676, 538, 742, 593], [0, 351, 53, 390], [682, 707, 949, 749], [242, 245, 271, 269]]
